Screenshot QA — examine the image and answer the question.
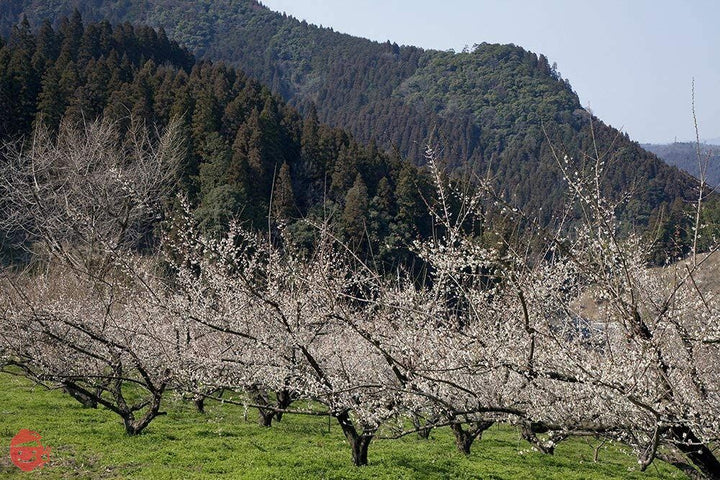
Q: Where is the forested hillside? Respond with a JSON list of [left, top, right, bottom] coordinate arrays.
[[0, 0, 699, 229], [0, 15, 434, 267], [643, 142, 720, 188]]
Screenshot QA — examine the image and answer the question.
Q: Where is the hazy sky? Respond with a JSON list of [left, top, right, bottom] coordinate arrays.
[[261, 0, 719, 144]]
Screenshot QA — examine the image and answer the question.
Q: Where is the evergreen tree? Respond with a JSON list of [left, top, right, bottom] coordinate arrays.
[[34, 66, 65, 131], [368, 176, 395, 264], [272, 161, 296, 220], [31, 19, 57, 73], [341, 173, 369, 250], [57, 9, 84, 64], [129, 59, 157, 123], [330, 145, 358, 201], [393, 163, 432, 243], [6, 16, 39, 134], [191, 81, 221, 141]]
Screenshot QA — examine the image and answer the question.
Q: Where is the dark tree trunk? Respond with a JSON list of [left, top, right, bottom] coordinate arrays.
[[61, 365, 168, 436], [411, 413, 433, 439], [110, 366, 168, 436], [450, 420, 494, 455], [347, 434, 372, 466], [336, 411, 374, 466], [193, 388, 225, 414], [121, 408, 167, 435], [668, 426, 720, 480], [657, 452, 706, 480], [248, 385, 275, 427], [63, 383, 98, 408], [451, 423, 474, 455], [274, 389, 294, 421], [417, 425, 432, 440], [194, 396, 206, 414], [520, 423, 567, 455], [258, 408, 275, 427], [121, 390, 167, 435]]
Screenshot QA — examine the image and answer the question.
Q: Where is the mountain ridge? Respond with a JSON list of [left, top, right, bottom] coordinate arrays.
[[643, 142, 720, 188], [0, 0, 701, 233]]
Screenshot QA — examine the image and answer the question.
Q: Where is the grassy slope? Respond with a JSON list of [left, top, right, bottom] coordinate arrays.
[[0, 373, 685, 479]]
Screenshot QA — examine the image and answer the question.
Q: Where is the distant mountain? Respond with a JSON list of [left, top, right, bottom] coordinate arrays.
[[703, 137, 720, 146], [0, 0, 699, 229], [643, 142, 720, 188]]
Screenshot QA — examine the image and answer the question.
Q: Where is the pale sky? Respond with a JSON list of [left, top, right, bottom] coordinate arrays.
[[261, 0, 719, 144]]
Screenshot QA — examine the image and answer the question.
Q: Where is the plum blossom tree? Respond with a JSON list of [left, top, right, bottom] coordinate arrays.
[[527, 144, 720, 479], [0, 116, 183, 435], [164, 211, 400, 466], [0, 117, 181, 268], [0, 260, 175, 435], [330, 150, 543, 455], [399, 141, 720, 478], [340, 143, 720, 479]]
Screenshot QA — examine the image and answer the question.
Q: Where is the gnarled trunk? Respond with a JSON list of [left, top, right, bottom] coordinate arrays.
[[668, 426, 720, 480], [520, 422, 567, 455], [274, 389, 294, 421], [258, 408, 275, 427], [336, 411, 374, 466], [63, 383, 98, 408], [194, 396, 206, 414], [411, 412, 434, 439], [120, 386, 167, 435], [64, 367, 168, 436], [248, 386, 275, 427], [450, 420, 494, 455]]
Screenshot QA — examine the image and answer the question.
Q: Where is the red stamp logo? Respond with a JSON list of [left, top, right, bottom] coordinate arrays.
[[9, 429, 51, 472]]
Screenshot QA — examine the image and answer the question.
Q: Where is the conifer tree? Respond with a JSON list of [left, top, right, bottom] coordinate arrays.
[[342, 173, 369, 249], [368, 176, 394, 261], [6, 16, 38, 135], [57, 9, 83, 64], [272, 161, 295, 220], [31, 19, 57, 73], [34, 66, 65, 132]]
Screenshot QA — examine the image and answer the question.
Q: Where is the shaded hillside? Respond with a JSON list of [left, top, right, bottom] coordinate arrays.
[[0, 0, 699, 227], [0, 16, 436, 268], [643, 142, 720, 188]]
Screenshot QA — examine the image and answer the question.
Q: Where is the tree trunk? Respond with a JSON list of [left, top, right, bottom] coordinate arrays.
[[417, 425, 432, 440], [411, 413, 433, 439], [520, 423, 567, 455], [121, 391, 167, 435], [336, 411, 374, 466], [258, 408, 275, 427], [656, 452, 706, 480], [274, 389, 293, 421], [450, 420, 494, 455], [347, 434, 372, 466], [194, 396, 206, 414], [668, 426, 720, 479], [63, 383, 98, 408], [63, 375, 166, 436], [248, 386, 275, 427]]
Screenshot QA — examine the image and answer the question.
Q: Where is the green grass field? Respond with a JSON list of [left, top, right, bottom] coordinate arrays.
[[0, 373, 686, 479]]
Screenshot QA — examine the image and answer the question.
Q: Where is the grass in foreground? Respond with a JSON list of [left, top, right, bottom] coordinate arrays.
[[0, 373, 685, 479]]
